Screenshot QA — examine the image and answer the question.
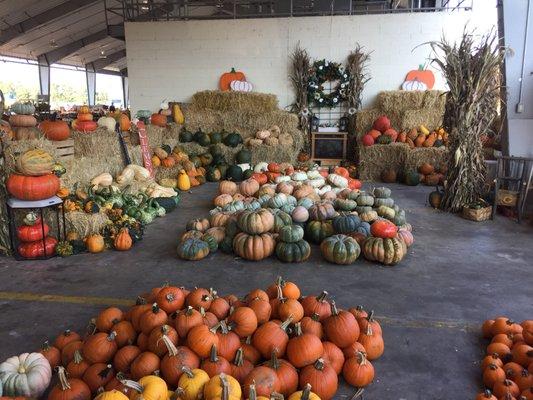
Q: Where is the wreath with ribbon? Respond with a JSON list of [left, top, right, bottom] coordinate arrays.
[[307, 59, 351, 108]]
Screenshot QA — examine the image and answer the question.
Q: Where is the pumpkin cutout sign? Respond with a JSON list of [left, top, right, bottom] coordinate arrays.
[[219, 68, 246, 91], [403, 64, 435, 90], [230, 80, 253, 92]]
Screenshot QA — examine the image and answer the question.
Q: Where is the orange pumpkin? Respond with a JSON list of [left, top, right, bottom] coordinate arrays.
[[151, 155, 161, 167], [77, 113, 93, 122], [151, 113, 167, 127], [119, 114, 131, 131], [161, 157, 176, 168], [251, 173, 268, 185], [219, 68, 246, 91], [40, 120, 70, 141], [333, 167, 349, 179]]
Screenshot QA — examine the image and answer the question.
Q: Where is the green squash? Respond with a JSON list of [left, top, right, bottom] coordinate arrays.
[[210, 132, 223, 144], [177, 238, 210, 260], [275, 240, 311, 263], [212, 154, 226, 165], [226, 165, 243, 182], [356, 194, 375, 206], [197, 132, 211, 147], [305, 220, 334, 244], [356, 206, 373, 214], [154, 195, 180, 213], [332, 214, 361, 234], [393, 210, 407, 226], [206, 167, 222, 182], [376, 205, 396, 220], [362, 236, 407, 265], [223, 132, 243, 147], [217, 163, 229, 179], [242, 169, 253, 180], [320, 234, 361, 265], [404, 170, 420, 186], [236, 149, 252, 164], [278, 224, 304, 243], [179, 129, 193, 142]]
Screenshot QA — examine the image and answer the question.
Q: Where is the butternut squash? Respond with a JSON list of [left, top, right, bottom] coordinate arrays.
[[177, 170, 191, 191], [91, 173, 113, 188]]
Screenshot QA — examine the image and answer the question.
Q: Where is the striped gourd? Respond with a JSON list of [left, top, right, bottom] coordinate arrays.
[[16, 149, 54, 176]]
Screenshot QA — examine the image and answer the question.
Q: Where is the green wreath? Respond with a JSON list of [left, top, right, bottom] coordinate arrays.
[[307, 59, 350, 108]]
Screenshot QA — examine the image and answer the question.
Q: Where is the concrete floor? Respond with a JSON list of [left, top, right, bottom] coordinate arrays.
[[0, 183, 532, 400]]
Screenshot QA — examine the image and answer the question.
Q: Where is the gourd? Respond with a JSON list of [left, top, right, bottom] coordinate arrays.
[[0, 352, 51, 397], [151, 113, 167, 127], [177, 170, 191, 191], [173, 104, 185, 124], [114, 228, 132, 251], [320, 235, 360, 265], [98, 116, 117, 131], [91, 173, 113, 189]]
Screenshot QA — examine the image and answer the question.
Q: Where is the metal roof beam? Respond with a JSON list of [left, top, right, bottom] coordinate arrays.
[[0, 0, 101, 45], [37, 29, 109, 66], [86, 49, 126, 72]]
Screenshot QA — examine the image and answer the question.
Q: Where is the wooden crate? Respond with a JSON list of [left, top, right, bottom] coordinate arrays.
[[461, 206, 492, 222], [51, 139, 74, 161]]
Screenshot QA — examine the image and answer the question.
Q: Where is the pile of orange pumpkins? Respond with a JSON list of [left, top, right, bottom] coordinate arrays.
[[476, 317, 532, 400], [37, 277, 384, 400], [72, 106, 97, 133]]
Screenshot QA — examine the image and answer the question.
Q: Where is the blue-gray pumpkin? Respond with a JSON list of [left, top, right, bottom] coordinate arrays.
[[275, 239, 311, 263], [320, 234, 361, 265]]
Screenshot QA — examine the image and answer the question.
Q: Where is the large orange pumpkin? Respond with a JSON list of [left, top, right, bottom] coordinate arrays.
[[219, 68, 246, 91], [151, 113, 167, 127], [7, 173, 60, 201], [40, 120, 70, 141], [76, 120, 97, 132]]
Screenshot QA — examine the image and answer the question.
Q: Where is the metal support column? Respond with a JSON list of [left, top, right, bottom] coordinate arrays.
[[122, 75, 129, 109], [37, 55, 50, 96], [86, 64, 96, 106]]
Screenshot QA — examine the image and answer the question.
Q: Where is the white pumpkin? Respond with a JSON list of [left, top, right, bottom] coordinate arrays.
[[317, 185, 332, 196], [274, 175, 291, 184], [321, 191, 337, 201], [292, 205, 309, 223], [97, 116, 116, 131], [256, 130, 271, 140], [306, 170, 322, 179], [237, 163, 251, 171], [230, 80, 253, 92], [0, 352, 51, 398], [327, 173, 348, 188], [291, 172, 308, 181], [306, 178, 325, 188], [402, 79, 427, 91], [254, 162, 269, 173]]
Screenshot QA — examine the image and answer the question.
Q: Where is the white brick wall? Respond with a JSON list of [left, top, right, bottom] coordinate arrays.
[[125, 9, 496, 113]]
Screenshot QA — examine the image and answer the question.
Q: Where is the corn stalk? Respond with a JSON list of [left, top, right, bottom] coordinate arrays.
[[289, 44, 312, 149]]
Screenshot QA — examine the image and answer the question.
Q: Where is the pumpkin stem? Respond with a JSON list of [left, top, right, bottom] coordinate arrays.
[[355, 351, 367, 366], [301, 384, 312, 400], [230, 67, 236, 73], [233, 347, 244, 366], [367, 310, 375, 322], [73, 349, 83, 364], [108, 331, 117, 341], [294, 322, 303, 337], [249, 383, 257, 400], [418, 64, 424, 71], [220, 320, 230, 334], [98, 364, 113, 379], [269, 350, 281, 370], [220, 373, 229, 400], [270, 392, 284, 400], [57, 366, 71, 391], [275, 276, 284, 288], [184, 306, 194, 316], [330, 300, 339, 316], [276, 284, 285, 301], [173, 387, 185, 400], [86, 318, 97, 336], [349, 388, 365, 400], [311, 313, 320, 322], [121, 379, 143, 394], [63, 329, 72, 336], [161, 333, 179, 357], [314, 358, 325, 370], [280, 316, 293, 331], [166, 292, 175, 302], [316, 291, 328, 302], [181, 366, 195, 379], [136, 296, 147, 305], [151, 303, 160, 313], [245, 336, 252, 345], [210, 344, 219, 362], [42, 340, 52, 351]]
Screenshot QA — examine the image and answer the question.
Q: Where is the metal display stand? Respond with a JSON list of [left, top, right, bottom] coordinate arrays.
[[7, 196, 65, 261]]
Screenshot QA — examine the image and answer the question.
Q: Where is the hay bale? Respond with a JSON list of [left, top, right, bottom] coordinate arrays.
[[190, 90, 278, 114], [178, 142, 212, 156], [65, 211, 110, 237], [155, 165, 182, 181], [355, 109, 381, 139], [250, 144, 299, 164], [401, 108, 444, 132], [404, 146, 449, 172], [357, 143, 409, 181]]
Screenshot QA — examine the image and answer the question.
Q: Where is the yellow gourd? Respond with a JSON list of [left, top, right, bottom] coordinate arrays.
[[173, 104, 185, 125], [288, 384, 321, 400], [203, 374, 241, 400], [419, 125, 430, 135], [95, 390, 130, 400], [125, 376, 168, 400], [177, 170, 191, 191], [176, 367, 210, 400]]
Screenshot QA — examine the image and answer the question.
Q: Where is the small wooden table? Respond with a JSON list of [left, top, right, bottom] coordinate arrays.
[[310, 131, 348, 166]]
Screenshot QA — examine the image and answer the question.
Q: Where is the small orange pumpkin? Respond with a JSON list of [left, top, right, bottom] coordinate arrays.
[[151, 113, 167, 127]]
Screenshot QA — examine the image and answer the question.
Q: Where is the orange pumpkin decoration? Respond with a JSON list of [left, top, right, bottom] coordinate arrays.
[[219, 68, 246, 91], [405, 65, 435, 89]]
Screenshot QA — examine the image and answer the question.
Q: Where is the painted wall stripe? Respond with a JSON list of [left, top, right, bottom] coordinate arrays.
[[0, 291, 133, 306]]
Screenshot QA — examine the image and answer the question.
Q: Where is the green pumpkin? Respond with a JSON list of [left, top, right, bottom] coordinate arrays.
[[224, 218, 241, 239], [278, 224, 304, 243], [280, 204, 295, 214], [217, 163, 229, 179], [212, 154, 226, 165], [223, 132, 243, 147], [52, 163, 67, 177], [332, 214, 361, 234], [320, 234, 361, 264], [179, 129, 193, 142], [272, 210, 293, 233], [56, 241, 73, 257], [305, 220, 334, 244], [268, 194, 288, 209], [222, 200, 244, 212], [206, 167, 222, 182], [374, 197, 394, 208], [202, 233, 218, 252], [434, 139, 444, 147], [373, 187, 392, 198], [297, 197, 314, 209], [219, 236, 234, 253], [376, 205, 396, 220], [242, 169, 253, 180], [356, 194, 374, 206], [334, 198, 357, 211], [236, 149, 252, 164], [275, 240, 311, 263], [177, 238, 210, 260], [404, 170, 420, 186], [161, 144, 172, 154], [70, 239, 87, 254], [355, 221, 371, 236], [226, 165, 243, 182], [376, 135, 392, 144], [197, 132, 211, 147], [154, 195, 180, 213], [362, 236, 406, 265], [393, 210, 407, 226], [210, 132, 223, 144]]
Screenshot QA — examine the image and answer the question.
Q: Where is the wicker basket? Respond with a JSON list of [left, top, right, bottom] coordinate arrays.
[[461, 205, 492, 222]]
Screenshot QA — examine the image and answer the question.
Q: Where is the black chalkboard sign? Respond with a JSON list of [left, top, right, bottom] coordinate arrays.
[[311, 132, 347, 164]]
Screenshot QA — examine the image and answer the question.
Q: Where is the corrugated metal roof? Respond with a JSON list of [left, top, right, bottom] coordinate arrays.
[[0, 0, 127, 71]]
